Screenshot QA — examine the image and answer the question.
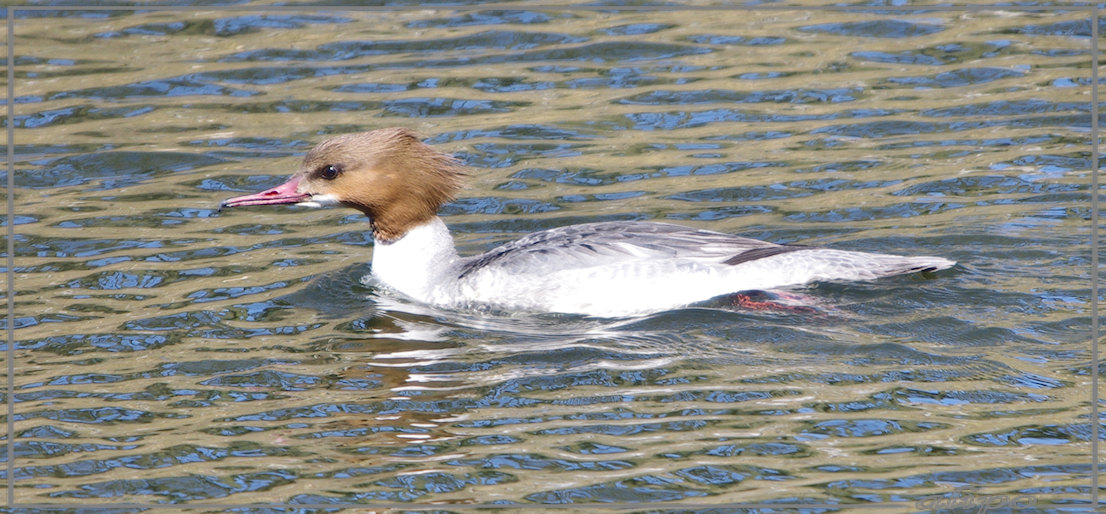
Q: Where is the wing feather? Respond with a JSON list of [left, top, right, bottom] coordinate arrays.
[[457, 221, 792, 278]]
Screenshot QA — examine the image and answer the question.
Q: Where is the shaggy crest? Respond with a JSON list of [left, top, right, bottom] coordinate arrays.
[[297, 128, 469, 241]]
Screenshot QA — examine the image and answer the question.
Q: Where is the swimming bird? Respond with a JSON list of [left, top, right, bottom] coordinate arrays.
[[220, 128, 955, 317]]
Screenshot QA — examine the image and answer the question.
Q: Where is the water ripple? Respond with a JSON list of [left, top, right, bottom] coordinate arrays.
[[9, 6, 1092, 508]]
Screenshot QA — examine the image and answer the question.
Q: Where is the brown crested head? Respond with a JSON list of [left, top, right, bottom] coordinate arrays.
[[293, 128, 467, 241]]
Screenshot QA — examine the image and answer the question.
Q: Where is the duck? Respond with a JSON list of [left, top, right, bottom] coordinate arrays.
[[220, 127, 955, 317]]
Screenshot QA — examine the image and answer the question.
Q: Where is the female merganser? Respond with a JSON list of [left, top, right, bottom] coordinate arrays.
[[221, 128, 955, 317]]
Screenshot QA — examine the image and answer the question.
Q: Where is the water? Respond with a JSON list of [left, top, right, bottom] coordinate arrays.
[[5, 4, 1100, 509]]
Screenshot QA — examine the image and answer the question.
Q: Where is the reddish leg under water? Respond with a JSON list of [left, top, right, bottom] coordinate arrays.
[[730, 291, 821, 314]]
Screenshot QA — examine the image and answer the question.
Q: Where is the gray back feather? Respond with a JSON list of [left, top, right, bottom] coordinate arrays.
[[457, 221, 794, 278]]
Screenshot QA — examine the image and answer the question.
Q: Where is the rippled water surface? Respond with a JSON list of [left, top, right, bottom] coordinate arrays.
[[6, 4, 1102, 509]]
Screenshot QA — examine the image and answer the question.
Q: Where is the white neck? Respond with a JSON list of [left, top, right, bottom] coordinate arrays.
[[370, 217, 459, 301]]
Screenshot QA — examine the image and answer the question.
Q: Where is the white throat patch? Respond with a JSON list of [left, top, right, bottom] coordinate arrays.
[[297, 194, 341, 208]]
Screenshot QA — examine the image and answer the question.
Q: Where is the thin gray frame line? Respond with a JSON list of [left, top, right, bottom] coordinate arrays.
[[1092, 5, 1102, 508], [2, 2, 1101, 510], [1, 3, 1095, 12], [0, 501, 894, 510], [5, 7, 14, 511]]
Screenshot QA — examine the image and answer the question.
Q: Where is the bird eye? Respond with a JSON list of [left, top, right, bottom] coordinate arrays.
[[320, 164, 341, 180]]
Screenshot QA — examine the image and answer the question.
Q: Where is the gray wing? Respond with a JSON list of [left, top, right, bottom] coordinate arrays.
[[456, 221, 807, 278]]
